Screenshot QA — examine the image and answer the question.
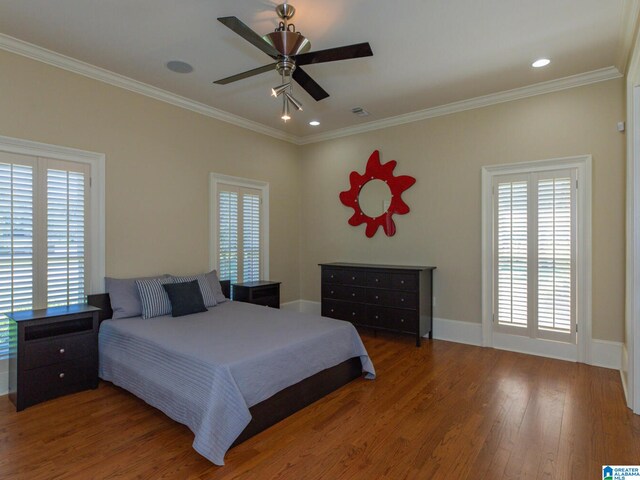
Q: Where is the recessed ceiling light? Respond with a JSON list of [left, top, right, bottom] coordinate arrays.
[[532, 58, 551, 68], [166, 60, 194, 73], [309, 120, 320, 126]]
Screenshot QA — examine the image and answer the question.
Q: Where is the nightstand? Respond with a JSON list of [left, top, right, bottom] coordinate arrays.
[[8, 304, 101, 411], [232, 281, 281, 308]]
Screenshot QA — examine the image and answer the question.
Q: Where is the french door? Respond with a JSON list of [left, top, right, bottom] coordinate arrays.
[[493, 169, 577, 346]]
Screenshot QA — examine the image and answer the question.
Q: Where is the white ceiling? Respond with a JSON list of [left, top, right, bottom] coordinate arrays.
[[0, 0, 629, 138]]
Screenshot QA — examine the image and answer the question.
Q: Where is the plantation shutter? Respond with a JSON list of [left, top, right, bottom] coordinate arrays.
[[493, 169, 576, 343], [46, 161, 90, 307], [217, 184, 262, 283], [0, 153, 90, 361], [495, 175, 528, 329], [536, 170, 575, 341], [0, 154, 35, 361], [242, 192, 261, 282]]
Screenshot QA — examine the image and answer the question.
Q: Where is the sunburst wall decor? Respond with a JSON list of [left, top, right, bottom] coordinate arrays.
[[339, 150, 416, 238]]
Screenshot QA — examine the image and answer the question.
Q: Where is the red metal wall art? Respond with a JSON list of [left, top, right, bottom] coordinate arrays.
[[339, 150, 416, 238]]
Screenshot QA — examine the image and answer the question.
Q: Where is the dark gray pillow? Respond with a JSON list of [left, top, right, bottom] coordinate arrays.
[[106, 274, 170, 319], [205, 270, 227, 303], [163, 280, 207, 317]]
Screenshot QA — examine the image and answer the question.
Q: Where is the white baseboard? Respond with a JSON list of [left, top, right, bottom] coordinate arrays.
[[432, 317, 483, 346], [289, 300, 622, 370]]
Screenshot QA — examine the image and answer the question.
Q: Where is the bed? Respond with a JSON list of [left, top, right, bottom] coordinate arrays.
[[88, 283, 375, 466]]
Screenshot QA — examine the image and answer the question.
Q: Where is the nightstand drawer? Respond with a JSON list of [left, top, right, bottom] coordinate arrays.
[[22, 359, 96, 407], [24, 332, 95, 370]]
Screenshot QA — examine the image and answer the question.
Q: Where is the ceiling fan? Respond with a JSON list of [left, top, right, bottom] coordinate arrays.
[[214, 2, 373, 121]]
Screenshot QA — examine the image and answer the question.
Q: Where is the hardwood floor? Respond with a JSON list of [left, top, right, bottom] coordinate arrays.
[[1, 332, 638, 479]]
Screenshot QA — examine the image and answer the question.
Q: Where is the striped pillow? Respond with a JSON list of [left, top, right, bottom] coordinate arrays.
[[136, 277, 174, 319], [171, 274, 217, 308]]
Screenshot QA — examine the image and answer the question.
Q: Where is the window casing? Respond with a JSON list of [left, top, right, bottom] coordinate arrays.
[[210, 174, 269, 285]]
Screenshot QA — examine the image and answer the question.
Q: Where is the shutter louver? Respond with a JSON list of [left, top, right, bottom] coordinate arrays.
[[496, 180, 528, 328], [218, 190, 239, 283], [537, 176, 573, 334], [242, 193, 260, 282], [47, 169, 86, 306], [0, 161, 33, 361]]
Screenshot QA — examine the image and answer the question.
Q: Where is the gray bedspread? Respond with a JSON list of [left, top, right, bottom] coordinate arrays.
[[98, 301, 375, 465]]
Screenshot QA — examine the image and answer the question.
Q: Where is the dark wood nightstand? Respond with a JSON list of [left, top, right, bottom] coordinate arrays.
[[8, 304, 101, 411], [232, 281, 281, 308]]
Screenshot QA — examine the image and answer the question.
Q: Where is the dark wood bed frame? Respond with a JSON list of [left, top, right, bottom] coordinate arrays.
[[87, 280, 362, 448]]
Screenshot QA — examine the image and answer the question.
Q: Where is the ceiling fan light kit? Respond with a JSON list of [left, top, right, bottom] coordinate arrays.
[[214, 3, 373, 122]]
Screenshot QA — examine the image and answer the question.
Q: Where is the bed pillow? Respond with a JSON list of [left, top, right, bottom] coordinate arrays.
[[106, 274, 170, 319], [205, 270, 227, 304], [171, 274, 217, 307], [136, 277, 174, 319], [162, 280, 207, 317]]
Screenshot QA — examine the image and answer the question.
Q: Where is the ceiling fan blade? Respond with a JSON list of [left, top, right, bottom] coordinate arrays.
[[213, 63, 277, 85], [292, 67, 329, 101], [295, 42, 373, 66], [217, 16, 279, 58]]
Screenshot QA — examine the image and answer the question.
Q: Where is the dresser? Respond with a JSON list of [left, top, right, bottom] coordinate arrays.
[[8, 304, 100, 411], [319, 263, 436, 346]]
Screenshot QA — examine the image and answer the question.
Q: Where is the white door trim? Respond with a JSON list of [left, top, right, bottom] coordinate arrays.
[[209, 173, 270, 280], [481, 155, 592, 363]]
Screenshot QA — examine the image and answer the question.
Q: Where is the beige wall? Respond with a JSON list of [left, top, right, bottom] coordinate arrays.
[[0, 48, 627, 342], [0, 50, 302, 302], [299, 79, 626, 342]]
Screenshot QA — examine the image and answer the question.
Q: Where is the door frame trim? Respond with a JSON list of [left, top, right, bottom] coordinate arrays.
[[481, 155, 592, 363]]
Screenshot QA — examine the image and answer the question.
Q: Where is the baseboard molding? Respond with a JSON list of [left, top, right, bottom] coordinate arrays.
[[289, 300, 622, 370]]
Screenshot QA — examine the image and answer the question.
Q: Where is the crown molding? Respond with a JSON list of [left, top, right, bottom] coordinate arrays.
[[298, 66, 622, 145], [0, 33, 622, 147], [617, 0, 640, 75], [0, 33, 298, 144]]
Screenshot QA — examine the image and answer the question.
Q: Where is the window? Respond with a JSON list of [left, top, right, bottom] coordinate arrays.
[[0, 152, 92, 360], [210, 174, 269, 284], [493, 169, 577, 344]]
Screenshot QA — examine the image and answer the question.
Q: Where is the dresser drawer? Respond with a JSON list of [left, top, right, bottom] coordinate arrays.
[[323, 285, 367, 303], [367, 289, 417, 309], [383, 308, 418, 333], [365, 271, 391, 288], [341, 269, 366, 286], [22, 359, 97, 407], [24, 332, 96, 370], [391, 273, 418, 291], [322, 300, 366, 324], [322, 269, 344, 284]]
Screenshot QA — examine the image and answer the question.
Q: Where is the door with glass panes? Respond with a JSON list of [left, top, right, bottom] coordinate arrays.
[[493, 169, 577, 346]]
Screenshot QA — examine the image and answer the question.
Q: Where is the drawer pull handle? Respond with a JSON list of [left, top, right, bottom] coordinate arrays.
[[331, 290, 334, 294], [375, 278, 379, 282], [375, 315, 379, 319], [59, 373, 65, 379], [330, 309, 334, 313], [351, 293, 356, 297], [400, 319, 405, 323], [401, 280, 405, 284], [401, 298, 405, 302], [59, 348, 65, 354], [375, 295, 379, 300], [331, 275, 334, 278], [352, 312, 356, 316]]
